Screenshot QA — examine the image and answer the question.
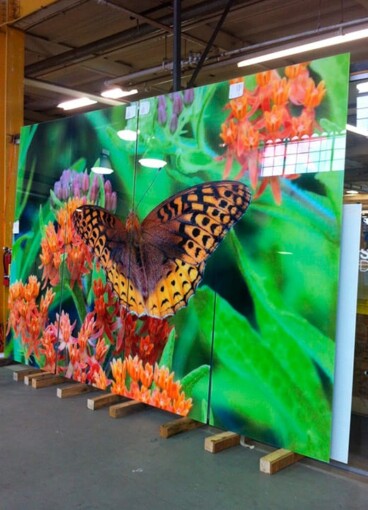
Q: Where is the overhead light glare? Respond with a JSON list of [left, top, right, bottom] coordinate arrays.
[[346, 124, 368, 137], [237, 28, 368, 67], [345, 189, 359, 195], [57, 97, 97, 110], [138, 158, 167, 169], [101, 87, 138, 99], [91, 149, 114, 175], [117, 129, 139, 141]]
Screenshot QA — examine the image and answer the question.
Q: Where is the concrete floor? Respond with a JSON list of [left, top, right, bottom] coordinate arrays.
[[0, 366, 367, 510]]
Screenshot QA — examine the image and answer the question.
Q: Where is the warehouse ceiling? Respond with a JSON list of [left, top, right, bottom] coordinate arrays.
[[6, 0, 368, 203]]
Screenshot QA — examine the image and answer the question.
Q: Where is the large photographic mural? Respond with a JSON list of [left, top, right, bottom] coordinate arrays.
[[6, 54, 349, 461]]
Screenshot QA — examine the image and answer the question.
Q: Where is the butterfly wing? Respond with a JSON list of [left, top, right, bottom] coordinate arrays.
[[140, 180, 251, 317], [72, 205, 146, 316]]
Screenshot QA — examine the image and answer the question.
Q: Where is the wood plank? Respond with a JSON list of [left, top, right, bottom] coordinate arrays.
[[32, 375, 65, 389], [204, 431, 240, 453], [56, 383, 94, 398], [87, 393, 122, 410], [13, 368, 43, 381], [109, 400, 145, 418], [259, 449, 303, 474], [160, 417, 203, 438], [24, 371, 53, 386]]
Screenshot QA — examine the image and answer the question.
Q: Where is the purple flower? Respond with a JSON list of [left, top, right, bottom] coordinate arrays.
[[54, 182, 62, 200], [90, 175, 100, 203], [170, 114, 178, 133], [81, 171, 89, 192], [172, 92, 183, 115], [104, 180, 112, 195], [183, 88, 194, 105]]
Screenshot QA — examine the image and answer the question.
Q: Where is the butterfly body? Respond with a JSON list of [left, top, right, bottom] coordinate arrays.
[[72, 180, 251, 319]]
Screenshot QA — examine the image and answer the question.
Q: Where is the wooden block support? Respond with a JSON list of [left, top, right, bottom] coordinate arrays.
[[109, 400, 145, 418], [87, 393, 122, 410], [260, 449, 303, 475], [24, 371, 54, 386], [204, 431, 240, 453], [56, 383, 94, 398], [13, 368, 43, 382], [32, 375, 65, 389], [160, 417, 203, 438]]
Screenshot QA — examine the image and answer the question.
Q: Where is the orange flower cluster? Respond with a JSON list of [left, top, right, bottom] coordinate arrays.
[[116, 308, 172, 365], [39, 197, 94, 288], [93, 279, 120, 342], [42, 309, 111, 387], [7, 276, 55, 360], [220, 63, 326, 203], [111, 355, 192, 416]]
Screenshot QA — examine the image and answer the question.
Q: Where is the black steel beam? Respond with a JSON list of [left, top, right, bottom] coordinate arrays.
[[188, 0, 235, 88]]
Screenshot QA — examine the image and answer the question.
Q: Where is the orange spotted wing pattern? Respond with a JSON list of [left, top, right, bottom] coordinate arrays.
[[72, 180, 251, 319]]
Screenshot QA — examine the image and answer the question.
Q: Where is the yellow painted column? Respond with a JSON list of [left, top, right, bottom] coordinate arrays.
[[0, 26, 24, 349]]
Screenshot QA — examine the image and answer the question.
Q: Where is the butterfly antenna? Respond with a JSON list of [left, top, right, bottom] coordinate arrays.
[[134, 167, 163, 212]]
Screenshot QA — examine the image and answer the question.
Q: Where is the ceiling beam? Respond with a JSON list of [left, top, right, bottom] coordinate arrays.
[[24, 78, 127, 106], [25, 0, 243, 77], [355, 0, 368, 10]]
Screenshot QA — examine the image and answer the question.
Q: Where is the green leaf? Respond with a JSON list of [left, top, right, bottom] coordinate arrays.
[[159, 328, 177, 370], [181, 364, 210, 397], [64, 282, 87, 323], [230, 231, 335, 382], [210, 290, 331, 460]]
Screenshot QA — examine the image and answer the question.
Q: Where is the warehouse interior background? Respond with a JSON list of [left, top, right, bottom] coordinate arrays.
[[1, 0, 368, 477]]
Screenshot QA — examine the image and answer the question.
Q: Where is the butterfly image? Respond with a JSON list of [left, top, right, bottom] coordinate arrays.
[[72, 180, 251, 319]]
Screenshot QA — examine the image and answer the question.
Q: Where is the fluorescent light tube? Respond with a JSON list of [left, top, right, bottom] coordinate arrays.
[[238, 28, 368, 68], [57, 97, 97, 110], [101, 87, 138, 99]]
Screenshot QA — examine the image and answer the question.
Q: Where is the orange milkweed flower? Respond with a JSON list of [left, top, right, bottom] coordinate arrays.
[[7, 277, 55, 361], [95, 337, 109, 362], [229, 95, 249, 120], [237, 121, 260, 153], [109, 356, 193, 417], [290, 109, 315, 138], [263, 105, 285, 138], [256, 70, 273, 87], [303, 79, 326, 109], [126, 354, 142, 382], [284, 62, 309, 80], [272, 77, 290, 106], [93, 366, 111, 390], [220, 119, 238, 146], [139, 362, 154, 388]]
